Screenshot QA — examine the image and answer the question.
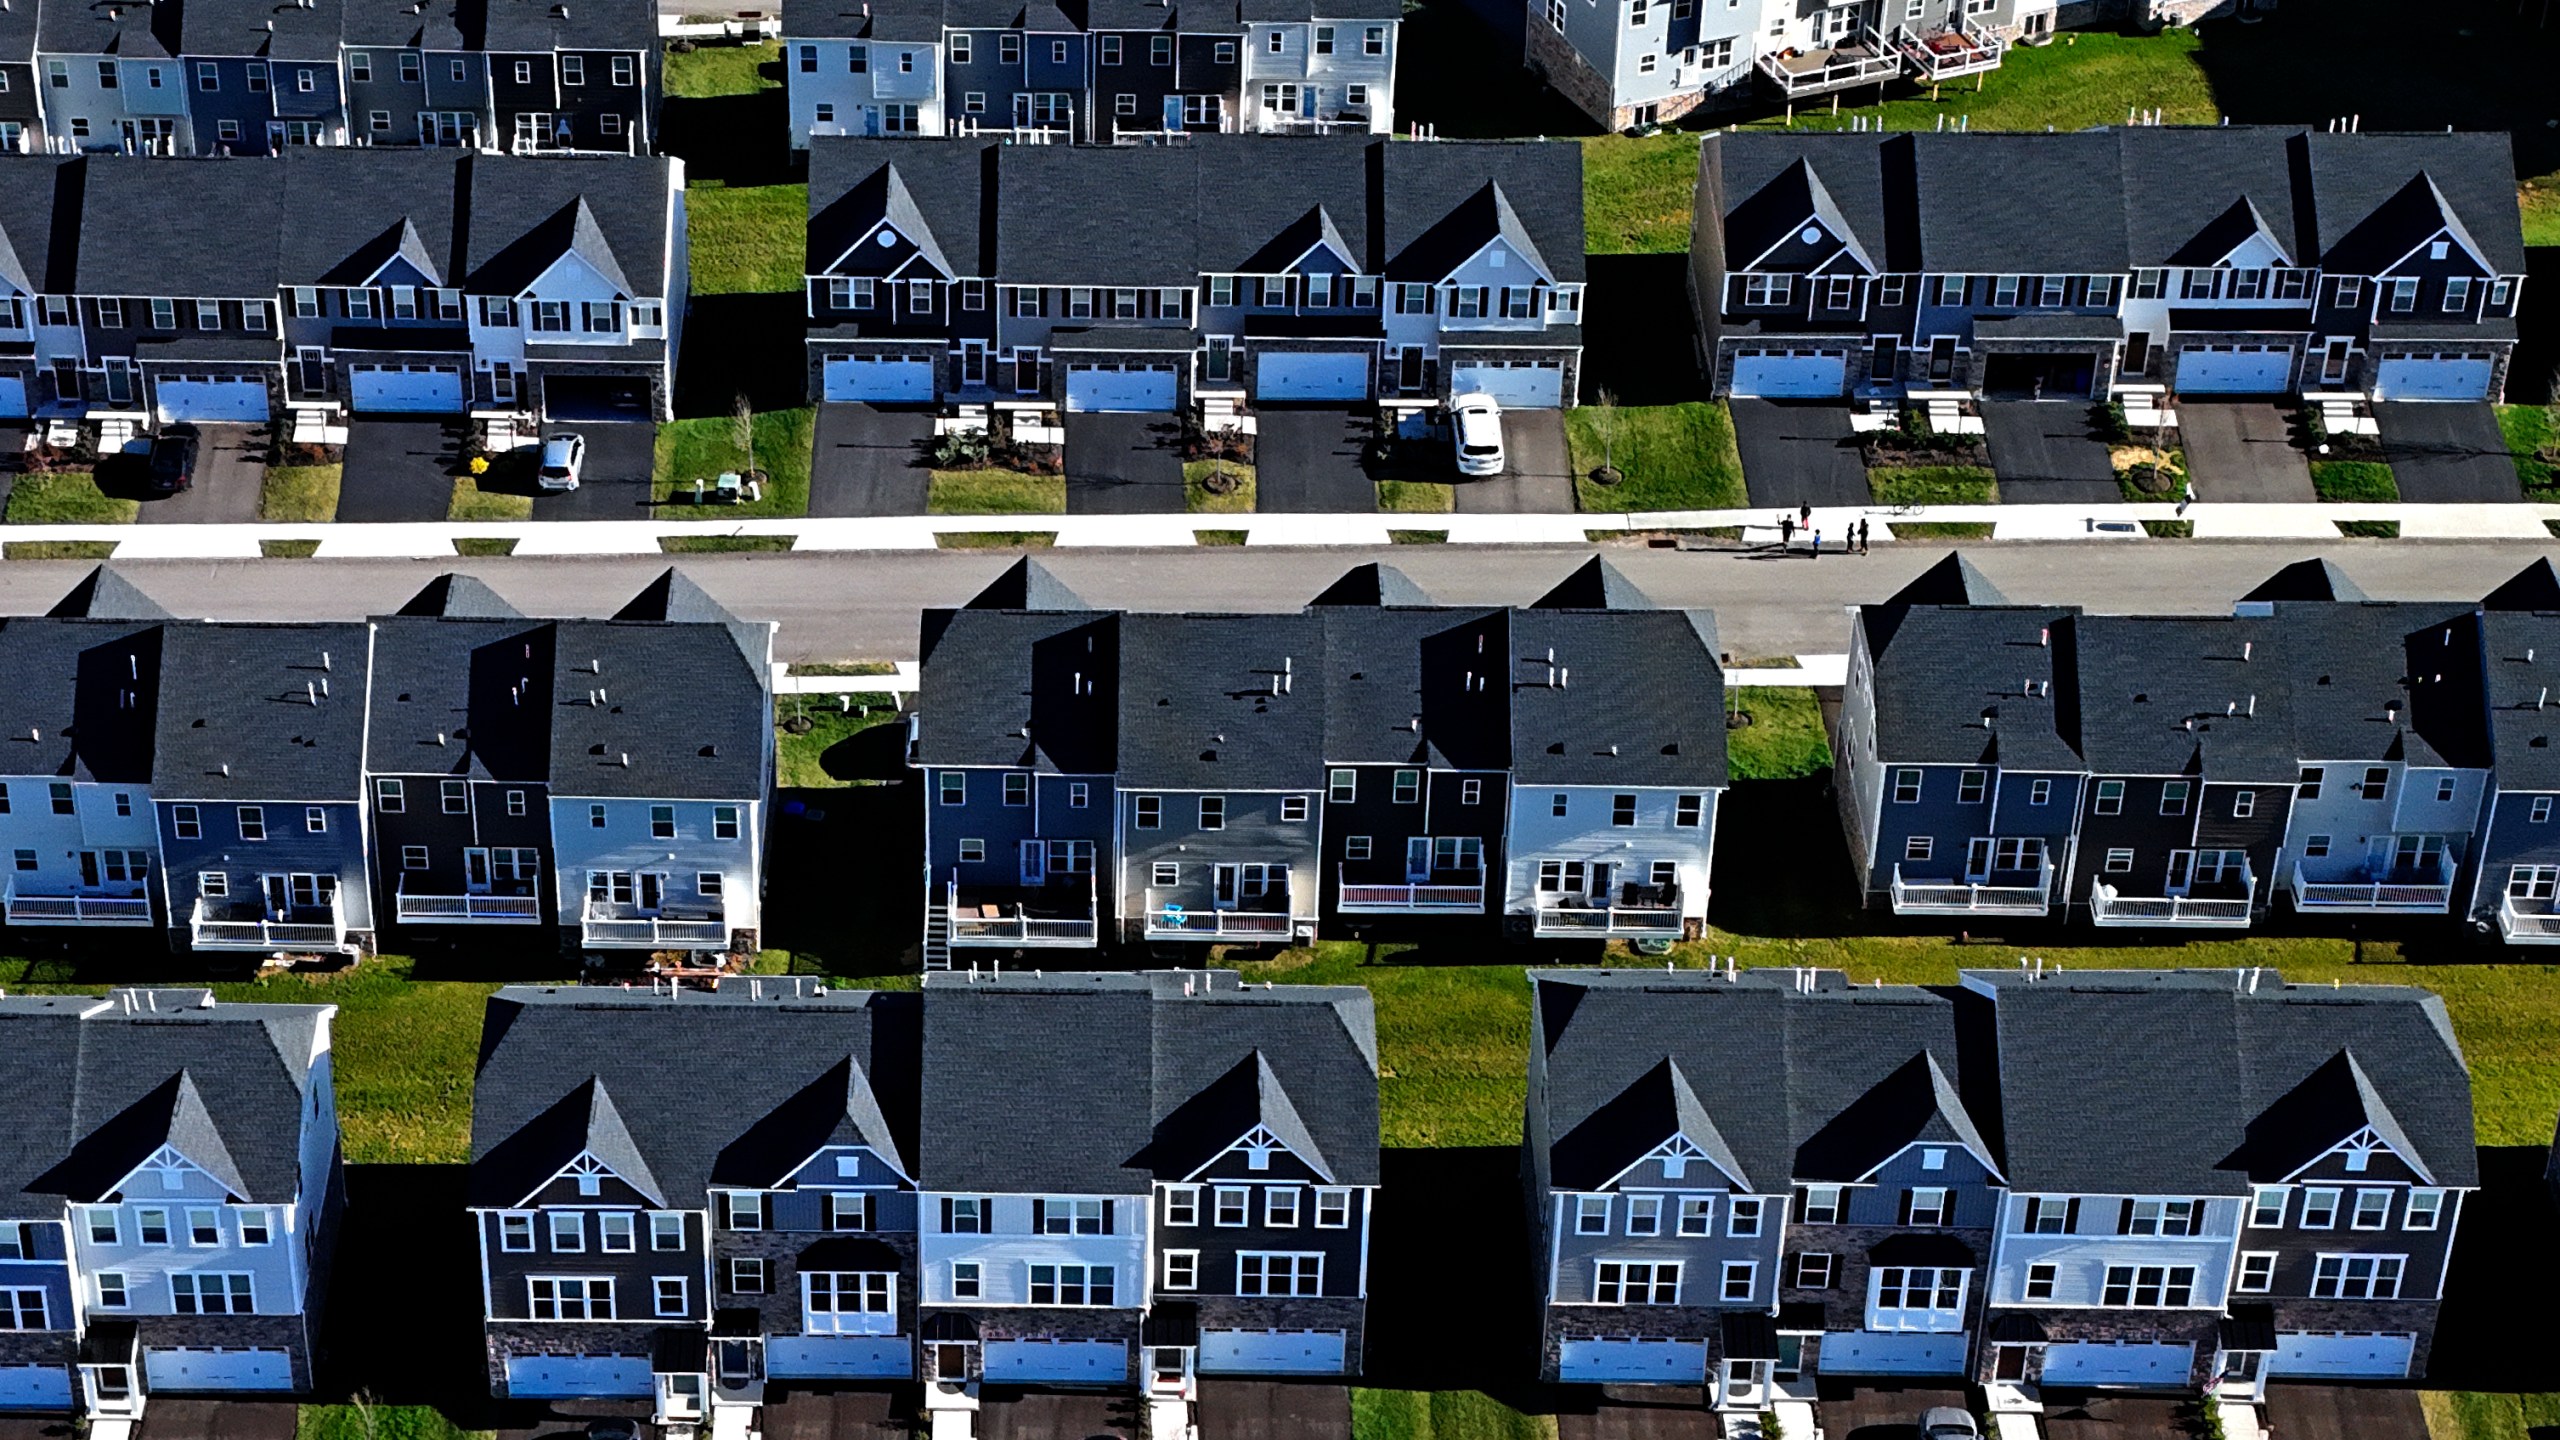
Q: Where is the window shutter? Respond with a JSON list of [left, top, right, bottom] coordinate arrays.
[[983, 1197, 995, 1232], [2114, 1200, 2134, 1236], [1896, 1190, 1913, 1225], [2064, 1198, 2080, 1233], [1101, 1200, 1115, 1235], [1790, 1189, 1807, 1223], [1033, 1198, 1047, 1233], [940, 1197, 955, 1230]]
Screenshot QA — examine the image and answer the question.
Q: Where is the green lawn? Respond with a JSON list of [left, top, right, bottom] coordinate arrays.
[[1352, 1390, 1558, 1440], [453, 537, 520, 557], [260, 539, 322, 559], [661, 534, 796, 552], [777, 698, 901, 789], [1184, 459, 1257, 513], [300, 1404, 491, 1440], [447, 471, 534, 522], [2308, 459, 2401, 503], [654, 407, 817, 517], [4, 471, 139, 524], [1726, 686, 1831, 781], [1892, 521, 1998, 540], [664, 40, 779, 99], [1378, 480, 1456, 513], [1581, 133, 1702, 255], [261, 464, 342, 522], [2497, 405, 2557, 498], [689, 183, 808, 295], [935, 530, 1058, 549], [2524, 174, 2560, 249], [1566, 402, 1745, 512], [2427, 1392, 2560, 1440], [929, 468, 1067, 514], [1870, 465, 1998, 506], [5, 541, 119, 560]]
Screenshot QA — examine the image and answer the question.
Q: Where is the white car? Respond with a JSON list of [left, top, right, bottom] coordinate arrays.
[[1452, 393, 1506, 477], [537, 432, 585, 491]]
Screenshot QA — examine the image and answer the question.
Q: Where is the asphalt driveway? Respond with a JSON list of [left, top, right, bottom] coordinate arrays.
[[2265, 1384, 2427, 1440], [1558, 1387, 1717, 1440], [1731, 398, 1873, 508], [1981, 400, 2124, 504], [527, 420, 658, 521], [2376, 401, 2525, 503], [1065, 410, 1185, 514], [977, 1389, 1140, 1440], [131, 423, 266, 524], [761, 1386, 912, 1440], [1255, 405, 1379, 513], [809, 402, 932, 517], [1456, 408, 1574, 513], [135, 1401, 295, 1440], [2041, 1392, 2191, 1440], [2177, 398, 2315, 502], [1813, 1379, 1969, 1440], [337, 416, 466, 523], [1199, 1381, 1352, 1440]]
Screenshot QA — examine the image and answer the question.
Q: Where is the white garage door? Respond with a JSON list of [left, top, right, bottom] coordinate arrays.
[[1558, 1338, 1709, 1383], [143, 1348, 294, 1391], [2373, 354, 2493, 402], [1819, 1330, 1967, 1375], [155, 376, 270, 423], [1450, 361, 1566, 409], [767, 1335, 912, 1379], [0, 1363, 72, 1410], [350, 364, 466, 413], [0, 376, 27, 418], [503, 1353, 652, 1398], [1731, 349, 1848, 398], [1199, 1329, 1348, 1375], [2038, 1340, 2193, 1388], [1064, 363, 1178, 413], [1256, 352, 1370, 402], [824, 354, 936, 404], [2267, 1332, 2415, 1379], [982, 1338, 1128, 1383], [2175, 345, 2293, 394]]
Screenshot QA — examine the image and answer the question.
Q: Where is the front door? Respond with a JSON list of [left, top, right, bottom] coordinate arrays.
[[1405, 837, 1431, 882], [1870, 335, 1899, 385], [930, 1343, 973, 1384], [961, 341, 988, 386], [295, 347, 329, 396], [1020, 839, 1047, 886], [103, 361, 135, 406], [1994, 1344, 2030, 1382], [79, 852, 100, 887], [2125, 331, 2152, 377], [1014, 351, 1041, 394], [263, 874, 291, 915], [1928, 336, 1957, 383], [1214, 864, 1240, 908], [716, 1338, 762, 1388], [465, 848, 493, 893], [637, 873, 665, 913], [1398, 345, 1425, 392], [2165, 850, 2195, 895], [1965, 837, 1994, 883]]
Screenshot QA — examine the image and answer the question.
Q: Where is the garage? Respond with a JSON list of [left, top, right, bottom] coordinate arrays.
[[350, 363, 466, 413], [2266, 1331, 2415, 1379], [1818, 1330, 1968, 1375], [2037, 1340, 2193, 1388], [154, 375, 271, 423], [1198, 1329, 1349, 1375], [503, 1353, 652, 1398], [143, 1347, 294, 1391], [1065, 363, 1178, 413], [2175, 345, 2293, 394], [542, 375, 654, 422], [824, 354, 936, 404], [1558, 1337, 1709, 1383], [1981, 352, 2096, 398], [1730, 348, 1848, 398], [767, 1335, 912, 1379], [1256, 351, 1371, 403], [1450, 360, 1566, 409], [0, 1363, 72, 1409], [982, 1338, 1128, 1384], [2373, 354, 2494, 402], [0, 375, 26, 418]]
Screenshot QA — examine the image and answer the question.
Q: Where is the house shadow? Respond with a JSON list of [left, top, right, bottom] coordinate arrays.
[[762, 777, 923, 980], [1364, 1145, 1558, 1415], [1580, 254, 1702, 406], [319, 1164, 496, 1414], [673, 293, 810, 418], [1393, 0, 1594, 139], [661, 86, 797, 188]]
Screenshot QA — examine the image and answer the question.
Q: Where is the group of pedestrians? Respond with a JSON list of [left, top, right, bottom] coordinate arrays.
[[1773, 504, 1868, 558]]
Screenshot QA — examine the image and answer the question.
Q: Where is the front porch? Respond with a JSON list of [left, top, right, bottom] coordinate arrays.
[[2287, 851, 2456, 914], [1529, 881, 1685, 939], [583, 897, 729, 950], [1756, 30, 1901, 98], [1891, 851, 2052, 916], [4, 882, 154, 926], [948, 872, 1100, 948], [1337, 860, 1486, 913], [1890, 20, 2004, 81], [2089, 865, 2257, 928]]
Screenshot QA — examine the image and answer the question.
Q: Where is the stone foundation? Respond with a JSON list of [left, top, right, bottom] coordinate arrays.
[[2264, 1296, 2438, 1377], [920, 1305, 1143, 1386], [714, 1229, 920, 1359], [1541, 1303, 1732, 1384]]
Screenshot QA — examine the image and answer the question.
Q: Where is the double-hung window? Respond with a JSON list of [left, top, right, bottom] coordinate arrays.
[[1593, 1260, 1679, 1305], [2100, 1264, 2195, 1308], [2310, 1254, 2404, 1300]]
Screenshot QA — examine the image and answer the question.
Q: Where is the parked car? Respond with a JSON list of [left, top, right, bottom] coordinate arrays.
[[145, 425, 199, 494], [538, 432, 586, 492], [1452, 393, 1505, 477], [1922, 1408, 1980, 1440]]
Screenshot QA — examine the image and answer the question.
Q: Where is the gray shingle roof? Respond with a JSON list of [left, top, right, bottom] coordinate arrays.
[[367, 615, 556, 780], [2477, 609, 2560, 791], [1117, 611, 1325, 789], [1859, 603, 2081, 771], [50, 566, 171, 621], [279, 149, 468, 288], [2267, 601, 2486, 769], [481, 0, 654, 51], [1319, 605, 1510, 770], [808, 138, 996, 279], [470, 982, 919, 1209], [917, 608, 1119, 773], [0, 989, 328, 1220], [341, 0, 469, 47], [919, 970, 1377, 1194], [2240, 558, 2365, 604], [465, 155, 675, 298], [151, 622, 372, 801], [1309, 562, 1431, 608], [178, 0, 348, 61], [0, 157, 76, 297], [37, 0, 179, 56], [784, 0, 946, 39], [546, 616, 768, 800], [1509, 608, 1726, 788], [1967, 968, 2476, 1194], [2056, 614, 2298, 781], [77, 157, 289, 297], [0, 617, 163, 784]]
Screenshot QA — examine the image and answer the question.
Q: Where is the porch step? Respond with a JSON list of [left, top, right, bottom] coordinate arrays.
[[42, 419, 80, 449], [2214, 1401, 2262, 1440], [922, 893, 952, 972], [1146, 1398, 1195, 1440], [929, 1411, 976, 1440], [97, 417, 140, 451]]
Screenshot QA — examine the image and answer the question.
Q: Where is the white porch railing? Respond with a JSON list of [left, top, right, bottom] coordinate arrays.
[[947, 872, 1099, 947], [1530, 890, 1685, 938], [2498, 894, 2560, 944], [1891, 19, 2005, 80], [1891, 855, 2051, 915], [1337, 862, 1485, 913], [396, 880, 542, 924], [2288, 853, 2456, 914], [582, 898, 729, 949], [2090, 867, 2256, 928], [4, 884, 153, 926], [190, 896, 348, 952], [1144, 883, 1296, 940], [1756, 29, 1901, 97]]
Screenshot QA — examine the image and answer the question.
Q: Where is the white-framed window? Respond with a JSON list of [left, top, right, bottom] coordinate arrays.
[[172, 1273, 255, 1315], [1163, 1251, 1198, 1290], [1626, 1195, 1663, 1236], [2236, 1251, 2276, 1293], [2127, 1198, 2199, 1237], [2301, 1187, 2341, 1229], [528, 1276, 613, 1319], [655, 1276, 689, 1317], [1957, 770, 1987, 804], [1028, 1263, 1115, 1306], [1136, 796, 1161, 829], [2310, 1253, 2404, 1300], [1796, 1252, 1834, 1289], [805, 1271, 894, 1332], [1282, 796, 1309, 822], [500, 1212, 534, 1251], [2160, 781, 2190, 817], [2095, 780, 2124, 815], [1238, 1252, 1323, 1297], [1576, 1195, 1610, 1235], [1729, 1198, 1763, 1237], [1800, 1186, 1842, 1224], [1265, 1188, 1300, 1227], [185, 1208, 220, 1245], [550, 1211, 585, 1251], [1892, 769, 1922, 803], [730, 1257, 767, 1294], [1721, 1260, 1756, 1302], [85, 1208, 119, 1246], [2100, 1264, 2196, 1308], [652, 1213, 684, 1250], [951, 1260, 981, 1299], [93, 1272, 128, 1309], [598, 1212, 636, 1252], [2405, 1189, 2445, 1231], [2351, 1189, 2392, 1229], [2105, 847, 2134, 872], [1316, 1188, 1352, 1228], [1906, 1188, 1949, 1227], [1199, 796, 1224, 830], [1393, 770, 1421, 804], [2025, 1262, 2057, 1300], [1870, 1267, 1967, 1330], [2248, 1186, 2287, 1227], [1163, 1185, 1200, 1226], [1042, 1198, 1106, 1235], [2232, 790, 2254, 818], [1213, 1187, 1250, 1227], [1905, 836, 1933, 862], [2023, 1197, 2070, 1234], [726, 1192, 765, 1231], [1593, 1260, 1679, 1305]]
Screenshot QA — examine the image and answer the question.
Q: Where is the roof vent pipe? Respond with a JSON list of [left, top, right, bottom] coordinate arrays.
[[2541, 687, 2549, 711], [306, 681, 317, 705], [2242, 641, 2252, 662], [319, 677, 329, 698], [619, 752, 630, 767], [436, 732, 447, 746], [321, 650, 331, 670], [1559, 667, 1569, 687], [2039, 627, 2049, 647], [2247, 694, 2256, 717]]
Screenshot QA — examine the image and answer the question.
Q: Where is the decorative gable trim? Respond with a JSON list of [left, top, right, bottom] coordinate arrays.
[[1180, 1122, 1335, 1185], [1605, 1131, 1746, 1193], [516, 1149, 640, 1209], [2278, 1124, 2431, 1187], [107, 1144, 223, 1201]]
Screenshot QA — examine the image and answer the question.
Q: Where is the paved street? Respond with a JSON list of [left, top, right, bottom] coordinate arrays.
[[14, 539, 2560, 665]]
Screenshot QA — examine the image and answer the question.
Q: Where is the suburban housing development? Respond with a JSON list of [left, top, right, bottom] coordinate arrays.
[[911, 557, 1726, 963]]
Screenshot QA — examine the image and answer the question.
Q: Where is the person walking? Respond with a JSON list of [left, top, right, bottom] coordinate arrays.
[[1857, 517, 1870, 554], [1799, 502, 1813, 530], [1810, 527, 1822, 559], [1778, 513, 1794, 549]]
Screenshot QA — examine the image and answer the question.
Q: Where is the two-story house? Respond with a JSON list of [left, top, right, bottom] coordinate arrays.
[[177, 0, 351, 154], [0, 154, 71, 418], [0, 572, 168, 934], [546, 569, 775, 956], [915, 968, 1377, 1401], [804, 134, 1584, 411], [782, 0, 947, 146], [1236, 0, 1397, 135], [2462, 560, 2560, 944], [469, 977, 920, 1419], [0, 986, 342, 1426], [35, 1, 185, 155], [483, 0, 657, 153], [1689, 128, 2526, 404], [276, 146, 475, 415], [0, 0, 44, 153], [1083, 0, 1241, 143], [340, 0, 489, 147], [69, 155, 286, 425], [1966, 966, 2474, 1389]]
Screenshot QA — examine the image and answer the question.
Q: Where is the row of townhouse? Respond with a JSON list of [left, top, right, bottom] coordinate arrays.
[[1529, 964, 2474, 1403], [466, 969, 1379, 1435], [1525, 0, 2255, 135], [910, 557, 1727, 963], [780, 0, 1400, 146], [1840, 553, 2560, 945], [0, 565, 771, 958], [1689, 127, 2527, 405], [803, 133, 1587, 413], [0, 147, 682, 428], [0, 0, 657, 158]]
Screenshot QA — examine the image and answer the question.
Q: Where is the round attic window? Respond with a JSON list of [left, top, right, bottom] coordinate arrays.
[[1801, 226, 1823, 243], [878, 229, 900, 247]]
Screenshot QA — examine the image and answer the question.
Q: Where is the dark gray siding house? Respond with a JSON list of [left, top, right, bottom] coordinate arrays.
[[484, 0, 659, 153], [70, 157, 288, 426], [177, 0, 351, 154], [341, 0, 486, 146]]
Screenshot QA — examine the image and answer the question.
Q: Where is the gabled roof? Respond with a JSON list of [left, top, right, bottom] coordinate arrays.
[[1319, 604, 1510, 770], [2231, 1050, 2435, 1185], [1309, 562, 1432, 608], [398, 574, 523, 619], [712, 1055, 909, 1187], [1118, 612, 1325, 789], [0, 157, 75, 298], [2056, 614, 2298, 781], [547, 614, 768, 800], [1723, 156, 1876, 272], [1549, 1056, 1746, 1191], [1382, 178, 1550, 281], [2473, 608, 2560, 790], [50, 565, 170, 620], [32, 1071, 253, 1204], [2241, 557, 2365, 604], [1887, 553, 2006, 607], [968, 557, 1089, 612], [810, 137, 997, 279], [1858, 600, 2080, 771], [2165, 195, 2291, 268], [0, 617, 163, 784], [1136, 1050, 1336, 1183], [1534, 556, 1652, 611], [2269, 600, 2485, 769], [341, 0, 469, 47], [77, 157, 288, 297], [1792, 1052, 1998, 1184], [465, 156, 676, 298], [472, 1077, 665, 1207], [915, 608, 1119, 773], [1238, 204, 1362, 277], [37, 0, 181, 57], [1509, 607, 1725, 788], [365, 613, 554, 780], [2484, 558, 2560, 612]]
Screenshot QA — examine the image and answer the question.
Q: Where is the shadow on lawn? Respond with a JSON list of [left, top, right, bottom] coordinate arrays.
[[674, 292, 810, 418], [662, 87, 797, 187]]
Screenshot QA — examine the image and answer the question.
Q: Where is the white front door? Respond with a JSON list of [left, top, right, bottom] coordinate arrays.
[[1731, 349, 1848, 397], [1449, 361, 1566, 408], [2372, 354, 2493, 401], [2266, 1332, 2415, 1379], [1254, 351, 1370, 402], [824, 354, 937, 403], [1064, 363, 1178, 412], [142, 1348, 295, 1391], [349, 363, 467, 412], [2174, 344, 2293, 393], [154, 376, 271, 423]]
